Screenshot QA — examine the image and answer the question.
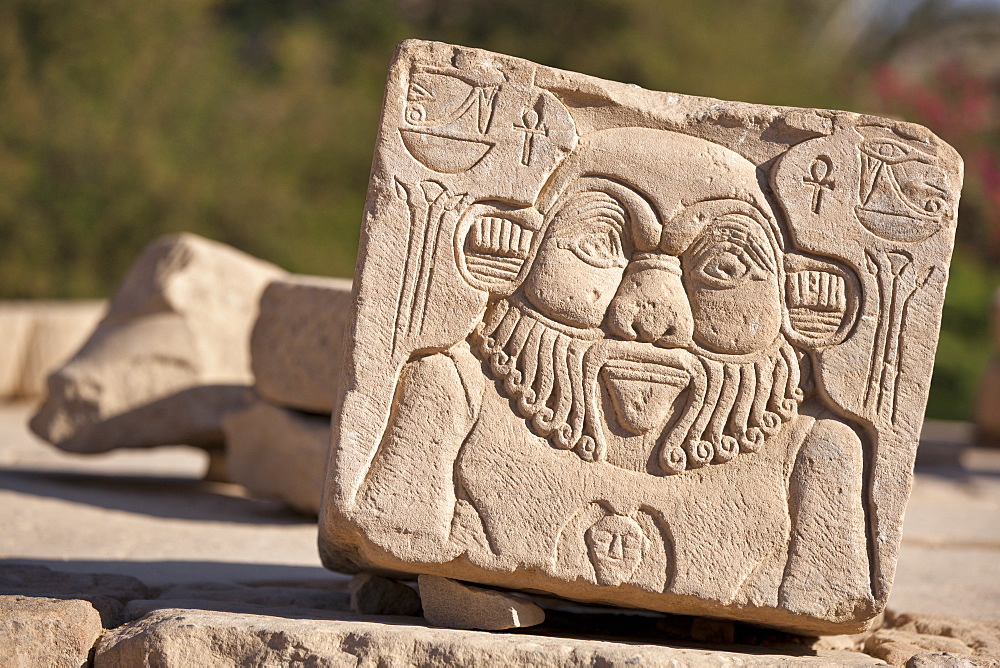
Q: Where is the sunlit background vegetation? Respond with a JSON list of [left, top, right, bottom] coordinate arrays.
[[2, 0, 999, 420]]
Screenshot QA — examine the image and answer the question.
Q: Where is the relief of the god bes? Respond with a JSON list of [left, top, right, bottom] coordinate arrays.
[[357, 127, 874, 623]]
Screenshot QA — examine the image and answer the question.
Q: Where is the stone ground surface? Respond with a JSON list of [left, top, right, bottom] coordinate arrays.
[[2, 401, 998, 665]]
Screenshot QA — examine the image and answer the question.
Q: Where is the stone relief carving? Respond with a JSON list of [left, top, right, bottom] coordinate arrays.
[[320, 40, 963, 636]]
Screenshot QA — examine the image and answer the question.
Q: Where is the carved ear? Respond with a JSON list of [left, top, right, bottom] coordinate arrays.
[[782, 253, 860, 349], [454, 202, 544, 296]]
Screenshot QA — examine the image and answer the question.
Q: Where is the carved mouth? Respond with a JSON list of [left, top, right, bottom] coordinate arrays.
[[600, 359, 690, 436]]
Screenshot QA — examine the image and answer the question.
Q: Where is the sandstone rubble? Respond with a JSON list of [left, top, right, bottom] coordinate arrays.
[[29, 233, 284, 454], [349, 573, 422, 617], [419, 575, 545, 630]]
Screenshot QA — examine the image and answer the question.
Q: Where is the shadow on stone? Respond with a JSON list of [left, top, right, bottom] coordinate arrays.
[[0, 468, 313, 524]]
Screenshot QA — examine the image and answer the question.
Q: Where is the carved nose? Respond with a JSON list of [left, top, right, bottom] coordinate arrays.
[[607, 262, 693, 347]]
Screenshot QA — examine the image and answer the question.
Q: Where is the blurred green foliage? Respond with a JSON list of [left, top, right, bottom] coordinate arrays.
[[0, 0, 997, 419], [932, 248, 1000, 420], [0, 0, 846, 297]]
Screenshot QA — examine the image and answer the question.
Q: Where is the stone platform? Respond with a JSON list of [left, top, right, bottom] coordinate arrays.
[[1, 401, 998, 666]]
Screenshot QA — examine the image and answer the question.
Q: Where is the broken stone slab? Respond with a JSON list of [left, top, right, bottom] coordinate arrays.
[[30, 233, 285, 453], [319, 39, 963, 636], [846, 610, 1000, 667], [150, 581, 351, 616], [863, 630, 980, 666], [0, 595, 103, 668], [0, 300, 106, 400], [93, 607, 878, 667], [251, 275, 353, 414], [882, 612, 1000, 661], [39, 384, 254, 458], [0, 564, 150, 626], [418, 575, 544, 630], [222, 399, 329, 514], [349, 573, 421, 616]]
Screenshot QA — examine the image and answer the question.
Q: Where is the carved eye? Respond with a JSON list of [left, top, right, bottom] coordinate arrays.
[[555, 224, 626, 269], [405, 104, 426, 123], [899, 177, 950, 218], [924, 197, 945, 214], [695, 248, 752, 287], [860, 139, 913, 164]]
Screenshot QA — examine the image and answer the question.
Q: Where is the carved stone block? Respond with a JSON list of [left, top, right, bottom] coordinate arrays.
[[223, 399, 329, 515], [250, 275, 352, 414], [319, 40, 963, 635]]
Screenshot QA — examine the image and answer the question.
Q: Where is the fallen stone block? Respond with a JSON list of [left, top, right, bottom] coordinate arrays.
[[349, 573, 421, 616], [320, 39, 963, 636], [418, 575, 544, 630], [94, 607, 875, 666], [0, 564, 150, 626], [0, 300, 105, 400], [251, 275, 352, 414], [222, 400, 329, 514], [0, 595, 103, 668], [30, 233, 284, 453]]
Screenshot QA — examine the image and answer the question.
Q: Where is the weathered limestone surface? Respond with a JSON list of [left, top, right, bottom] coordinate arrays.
[[222, 400, 329, 514], [0, 595, 103, 668], [251, 275, 353, 414], [0, 300, 105, 400], [30, 233, 284, 453], [93, 607, 878, 667], [320, 40, 964, 635], [419, 574, 545, 630], [349, 573, 421, 616]]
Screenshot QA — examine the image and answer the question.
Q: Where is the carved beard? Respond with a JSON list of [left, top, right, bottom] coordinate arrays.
[[472, 296, 805, 474], [472, 296, 603, 461], [655, 340, 805, 474]]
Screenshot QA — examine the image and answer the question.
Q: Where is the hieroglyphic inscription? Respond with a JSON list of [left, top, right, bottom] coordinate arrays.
[[513, 102, 549, 166], [803, 156, 835, 213]]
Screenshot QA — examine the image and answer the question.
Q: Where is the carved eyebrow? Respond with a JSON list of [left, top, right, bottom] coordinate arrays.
[[688, 218, 776, 274], [550, 190, 627, 236]]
